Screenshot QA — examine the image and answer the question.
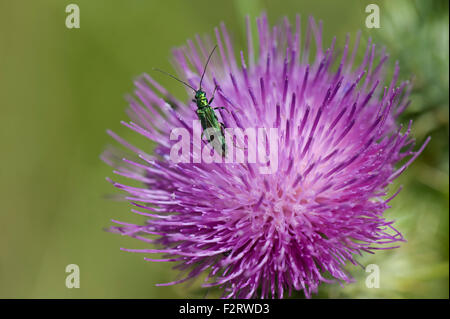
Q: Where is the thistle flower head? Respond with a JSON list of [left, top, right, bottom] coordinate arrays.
[[103, 14, 430, 298]]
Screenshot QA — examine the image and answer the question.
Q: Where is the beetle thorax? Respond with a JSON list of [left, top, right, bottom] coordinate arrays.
[[195, 91, 208, 108]]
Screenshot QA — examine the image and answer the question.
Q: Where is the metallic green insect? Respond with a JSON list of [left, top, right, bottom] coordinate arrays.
[[154, 45, 228, 156]]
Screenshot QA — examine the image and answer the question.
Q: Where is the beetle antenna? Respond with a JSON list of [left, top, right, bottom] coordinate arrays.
[[199, 45, 217, 90], [153, 68, 196, 92]]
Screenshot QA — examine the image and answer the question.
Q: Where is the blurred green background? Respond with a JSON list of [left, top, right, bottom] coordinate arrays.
[[0, 0, 448, 298]]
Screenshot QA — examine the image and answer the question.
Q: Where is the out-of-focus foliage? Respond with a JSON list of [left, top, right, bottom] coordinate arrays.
[[0, 0, 447, 298]]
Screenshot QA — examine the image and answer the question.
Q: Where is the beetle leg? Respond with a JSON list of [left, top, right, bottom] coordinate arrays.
[[208, 85, 218, 104]]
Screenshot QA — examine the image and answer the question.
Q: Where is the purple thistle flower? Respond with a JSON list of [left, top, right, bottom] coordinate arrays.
[[103, 14, 430, 298]]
